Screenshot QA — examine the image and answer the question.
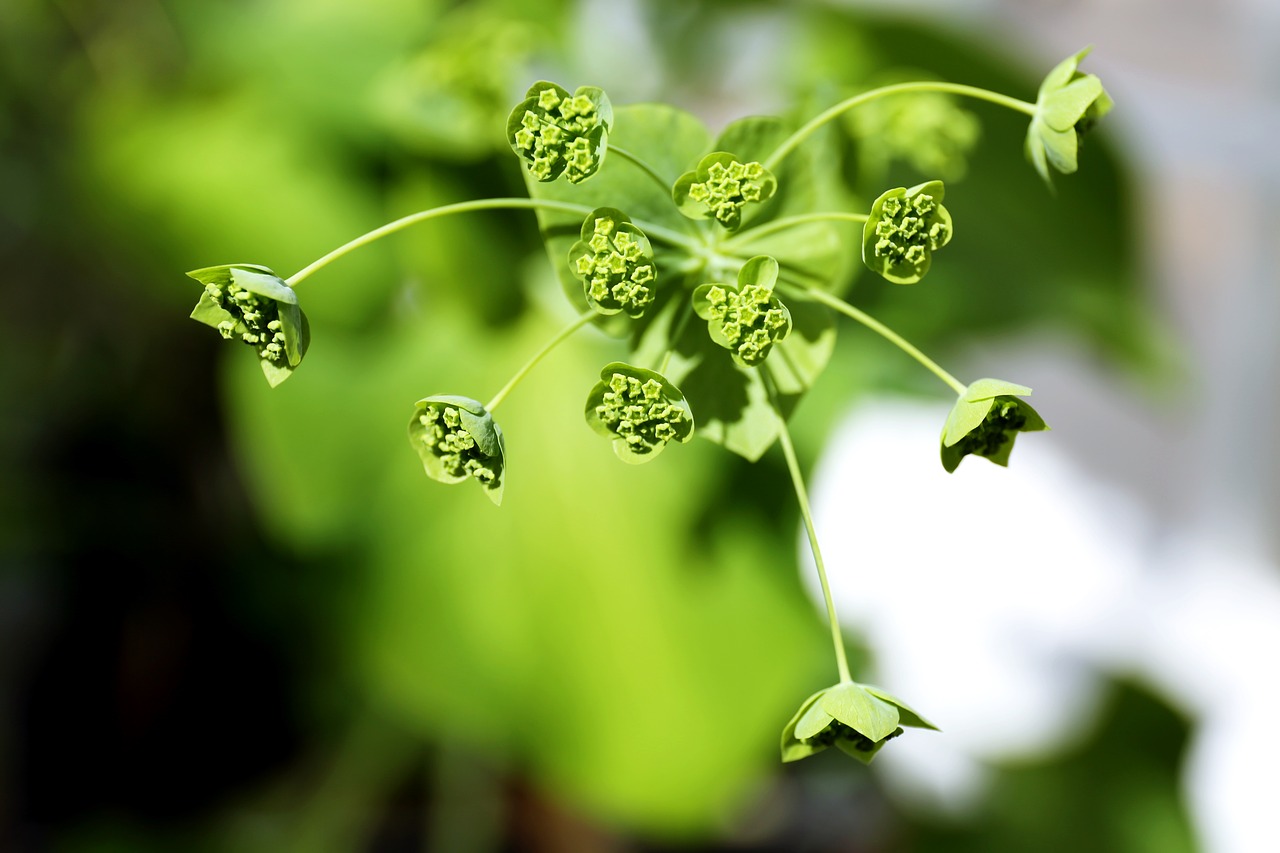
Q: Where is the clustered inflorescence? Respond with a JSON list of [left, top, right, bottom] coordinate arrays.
[[512, 86, 605, 183], [416, 403, 503, 489], [203, 281, 290, 363], [594, 373, 690, 456], [702, 285, 790, 367], [871, 192, 950, 272], [572, 212, 656, 317], [683, 156, 774, 229]]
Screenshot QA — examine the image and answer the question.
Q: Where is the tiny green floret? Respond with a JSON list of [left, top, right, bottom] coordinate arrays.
[[187, 263, 309, 387], [1026, 47, 1113, 186], [568, 208, 658, 318], [506, 81, 613, 183], [673, 152, 777, 231], [584, 363, 693, 464], [862, 181, 953, 284], [409, 395, 506, 505], [692, 255, 791, 367], [940, 378, 1049, 473], [781, 681, 938, 764]]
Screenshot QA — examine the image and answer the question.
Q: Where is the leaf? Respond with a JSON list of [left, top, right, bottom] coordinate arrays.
[[819, 682, 900, 743]]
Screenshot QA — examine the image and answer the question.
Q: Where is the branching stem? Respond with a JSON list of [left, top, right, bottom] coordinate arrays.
[[763, 81, 1036, 173], [721, 212, 869, 250], [486, 311, 596, 412], [784, 284, 967, 395]]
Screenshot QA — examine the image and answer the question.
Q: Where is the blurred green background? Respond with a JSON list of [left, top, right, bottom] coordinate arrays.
[[1, 0, 1206, 851]]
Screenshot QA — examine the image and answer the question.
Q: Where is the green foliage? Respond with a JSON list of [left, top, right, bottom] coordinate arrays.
[[1026, 47, 1115, 186]]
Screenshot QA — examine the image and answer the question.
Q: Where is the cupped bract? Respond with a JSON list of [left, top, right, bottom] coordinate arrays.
[[187, 263, 309, 387], [409, 395, 506, 505], [568, 208, 657, 318], [861, 181, 953, 284], [692, 256, 792, 368], [781, 681, 938, 764], [940, 378, 1049, 473], [507, 81, 613, 183], [1025, 47, 1114, 185], [584, 363, 694, 464], [672, 152, 777, 231]]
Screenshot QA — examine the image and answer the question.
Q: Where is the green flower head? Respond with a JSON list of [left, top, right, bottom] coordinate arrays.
[[568, 208, 657, 318], [672, 152, 777, 231], [506, 81, 613, 183], [781, 681, 938, 764], [187, 264, 309, 387], [408, 395, 506, 505], [1026, 47, 1114, 186], [862, 181, 953, 285], [692, 255, 792, 368], [941, 378, 1049, 473], [584, 363, 694, 464]]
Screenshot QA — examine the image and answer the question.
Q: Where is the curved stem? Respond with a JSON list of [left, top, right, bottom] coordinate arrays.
[[658, 299, 696, 375], [486, 311, 596, 412], [286, 198, 596, 287], [722, 211, 869, 250], [785, 284, 966, 395], [763, 368, 852, 684], [763, 81, 1037, 173], [608, 145, 674, 195]]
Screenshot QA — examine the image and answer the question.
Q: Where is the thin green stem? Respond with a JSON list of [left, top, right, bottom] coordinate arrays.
[[658, 299, 696, 374], [286, 198, 595, 287], [763, 81, 1037, 173], [486, 311, 596, 412], [763, 369, 851, 684], [608, 145, 674, 195], [785, 284, 966, 395], [721, 212, 869, 249]]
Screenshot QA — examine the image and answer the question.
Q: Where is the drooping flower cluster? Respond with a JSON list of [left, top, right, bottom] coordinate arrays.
[[692, 255, 792, 367], [187, 264, 308, 387], [408, 395, 506, 504], [568, 208, 657, 317], [781, 681, 938, 764], [862, 181, 953, 284], [940, 378, 1048, 473], [584, 363, 694, 463], [674, 152, 777, 231], [1026, 47, 1114, 186], [506, 82, 612, 183]]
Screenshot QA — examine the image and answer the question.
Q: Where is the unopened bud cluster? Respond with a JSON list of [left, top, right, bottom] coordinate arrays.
[[417, 404, 502, 488], [688, 159, 769, 227], [204, 281, 289, 363], [956, 398, 1027, 458], [574, 215, 655, 316], [703, 285, 789, 366], [513, 87, 603, 183], [595, 373, 690, 455], [871, 193, 950, 269]]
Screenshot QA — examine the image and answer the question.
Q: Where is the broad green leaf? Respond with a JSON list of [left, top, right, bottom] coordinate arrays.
[[819, 681, 900, 743], [864, 685, 940, 731]]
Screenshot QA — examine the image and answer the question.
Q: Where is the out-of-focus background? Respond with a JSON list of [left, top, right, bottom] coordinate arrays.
[[2, 0, 1274, 851]]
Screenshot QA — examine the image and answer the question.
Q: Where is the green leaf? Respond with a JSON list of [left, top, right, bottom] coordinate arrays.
[[940, 379, 1049, 473], [1026, 47, 1113, 185], [864, 685, 940, 731], [820, 681, 900, 743]]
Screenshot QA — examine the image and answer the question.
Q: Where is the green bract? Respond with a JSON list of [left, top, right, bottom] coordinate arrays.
[[584, 363, 694, 464], [862, 181, 953, 284], [692, 255, 792, 368], [781, 681, 938, 764], [568, 208, 657, 318], [672, 152, 777, 231], [408, 395, 506, 505], [187, 263, 309, 387], [506, 81, 613, 183], [1026, 47, 1114, 185], [940, 378, 1049, 473]]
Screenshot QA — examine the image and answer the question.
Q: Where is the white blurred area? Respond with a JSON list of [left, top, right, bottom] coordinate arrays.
[[807, 4, 1280, 851]]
